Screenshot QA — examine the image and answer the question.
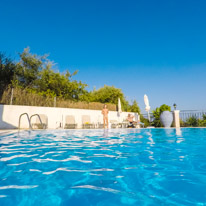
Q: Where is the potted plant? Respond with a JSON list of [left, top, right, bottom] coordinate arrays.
[[152, 104, 173, 128], [159, 104, 173, 128]]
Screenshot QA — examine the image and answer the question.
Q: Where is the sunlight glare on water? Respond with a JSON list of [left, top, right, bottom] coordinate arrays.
[[0, 128, 206, 206]]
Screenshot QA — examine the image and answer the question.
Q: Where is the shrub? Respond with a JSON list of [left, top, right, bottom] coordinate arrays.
[[0, 87, 116, 111], [197, 114, 206, 127], [180, 118, 186, 127], [140, 115, 150, 127], [185, 116, 198, 127]]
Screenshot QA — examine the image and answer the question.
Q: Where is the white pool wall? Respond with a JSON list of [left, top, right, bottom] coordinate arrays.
[[0, 105, 139, 129]]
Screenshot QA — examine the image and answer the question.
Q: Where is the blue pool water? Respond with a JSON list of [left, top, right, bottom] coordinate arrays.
[[0, 128, 206, 206]]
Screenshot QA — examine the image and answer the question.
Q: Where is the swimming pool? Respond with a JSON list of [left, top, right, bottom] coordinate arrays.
[[0, 128, 206, 206]]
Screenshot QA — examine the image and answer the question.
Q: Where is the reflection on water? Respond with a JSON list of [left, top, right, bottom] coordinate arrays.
[[176, 128, 182, 136], [0, 128, 206, 206]]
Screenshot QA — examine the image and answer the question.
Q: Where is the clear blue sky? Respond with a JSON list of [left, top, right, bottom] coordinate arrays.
[[1, 0, 206, 112]]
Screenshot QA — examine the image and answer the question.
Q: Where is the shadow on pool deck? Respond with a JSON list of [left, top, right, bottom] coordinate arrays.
[[0, 104, 17, 130]]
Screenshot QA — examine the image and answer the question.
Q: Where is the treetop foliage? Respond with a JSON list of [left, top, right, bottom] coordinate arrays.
[[0, 48, 141, 113], [0, 52, 16, 94]]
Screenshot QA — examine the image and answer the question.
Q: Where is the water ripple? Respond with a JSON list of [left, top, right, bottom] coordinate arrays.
[[0, 128, 206, 206], [0, 154, 38, 161], [71, 185, 121, 194], [32, 156, 92, 163], [0, 185, 38, 190]]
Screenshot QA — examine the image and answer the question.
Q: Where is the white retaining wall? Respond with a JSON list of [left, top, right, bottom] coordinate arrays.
[[0, 105, 139, 129]]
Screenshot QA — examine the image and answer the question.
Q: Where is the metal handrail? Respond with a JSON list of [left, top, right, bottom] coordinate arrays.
[[30, 114, 45, 129], [18, 113, 33, 130]]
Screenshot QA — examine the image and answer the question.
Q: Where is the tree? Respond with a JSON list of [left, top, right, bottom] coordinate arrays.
[[88, 85, 130, 111], [0, 47, 142, 110], [0, 53, 16, 97], [14, 47, 44, 88], [36, 66, 87, 100], [13, 48, 88, 100], [129, 100, 141, 114], [89, 85, 123, 103]]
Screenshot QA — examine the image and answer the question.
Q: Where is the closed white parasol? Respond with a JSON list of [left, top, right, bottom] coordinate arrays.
[[118, 98, 122, 113], [144, 94, 151, 122]]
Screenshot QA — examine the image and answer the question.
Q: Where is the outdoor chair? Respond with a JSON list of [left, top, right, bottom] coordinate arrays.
[[134, 121, 145, 128], [97, 123, 104, 129], [123, 119, 144, 128], [64, 115, 77, 129], [120, 120, 129, 128], [82, 115, 95, 129], [110, 120, 119, 128], [32, 114, 48, 129]]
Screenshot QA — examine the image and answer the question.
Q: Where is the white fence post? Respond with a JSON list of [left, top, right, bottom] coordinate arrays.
[[54, 97, 56, 107], [173, 110, 180, 128], [10, 88, 14, 105]]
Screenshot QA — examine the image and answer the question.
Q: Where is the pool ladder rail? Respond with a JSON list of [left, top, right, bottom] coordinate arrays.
[[18, 113, 45, 130]]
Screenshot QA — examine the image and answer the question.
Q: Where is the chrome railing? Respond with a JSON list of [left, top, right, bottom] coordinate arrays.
[[18, 113, 46, 130], [179, 110, 206, 122], [30, 114, 45, 129], [18, 113, 32, 130], [142, 110, 206, 122]]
